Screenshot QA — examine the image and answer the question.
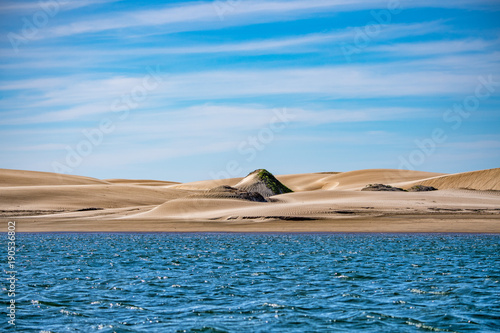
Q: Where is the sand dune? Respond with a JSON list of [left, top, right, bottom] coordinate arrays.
[[278, 169, 444, 191], [402, 168, 500, 191], [105, 179, 180, 186], [132, 198, 264, 220], [169, 177, 241, 190], [0, 169, 189, 211], [130, 189, 500, 221], [187, 185, 266, 202], [0, 184, 191, 211], [0, 168, 109, 186], [276, 172, 341, 191], [312, 169, 445, 191], [1, 167, 499, 232]]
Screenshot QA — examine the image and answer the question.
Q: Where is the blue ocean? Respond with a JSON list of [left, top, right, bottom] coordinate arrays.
[[2, 233, 499, 332]]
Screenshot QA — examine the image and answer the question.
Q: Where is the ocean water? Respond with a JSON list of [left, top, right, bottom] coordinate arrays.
[[1, 233, 499, 332]]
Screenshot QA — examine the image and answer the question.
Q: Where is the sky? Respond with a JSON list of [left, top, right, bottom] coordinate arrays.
[[0, 0, 499, 182]]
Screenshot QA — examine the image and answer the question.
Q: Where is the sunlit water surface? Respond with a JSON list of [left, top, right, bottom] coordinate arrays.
[[1, 233, 499, 332]]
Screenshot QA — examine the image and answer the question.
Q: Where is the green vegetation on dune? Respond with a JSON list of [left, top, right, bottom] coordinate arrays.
[[252, 169, 293, 194]]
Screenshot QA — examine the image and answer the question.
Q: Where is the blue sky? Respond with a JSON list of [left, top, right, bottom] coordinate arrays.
[[0, 0, 499, 182]]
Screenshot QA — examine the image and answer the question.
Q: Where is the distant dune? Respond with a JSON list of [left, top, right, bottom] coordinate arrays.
[[0, 168, 109, 186], [404, 168, 500, 191], [169, 177, 241, 190], [279, 169, 445, 191], [1, 167, 499, 232], [105, 179, 181, 186]]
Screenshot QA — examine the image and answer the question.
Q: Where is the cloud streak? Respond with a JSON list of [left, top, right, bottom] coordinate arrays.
[[0, 0, 117, 13], [18, 0, 498, 40], [1, 60, 492, 125]]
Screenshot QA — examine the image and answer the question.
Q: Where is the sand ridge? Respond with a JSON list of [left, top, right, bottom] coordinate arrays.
[[105, 179, 181, 186], [402, 168, 500, 191], [0, 168, 110, 186]]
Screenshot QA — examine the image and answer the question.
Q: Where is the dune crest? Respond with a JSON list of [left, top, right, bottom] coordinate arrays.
[[0, 168, 109, 187]]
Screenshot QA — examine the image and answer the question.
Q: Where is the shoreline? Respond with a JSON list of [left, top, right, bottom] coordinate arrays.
[[4, 214, 500, 233]]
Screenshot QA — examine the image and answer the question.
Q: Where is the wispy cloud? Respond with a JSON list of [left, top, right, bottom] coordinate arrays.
[[116, 105, 428, 137], [159, 66, 481, 100], [22, 0, 498, 40], [0, 63, 486, 125], [372, 39, 500, 56], [32, 0, 383, 39], [0, 0, 118, 13], [0, 21, 446, 71]]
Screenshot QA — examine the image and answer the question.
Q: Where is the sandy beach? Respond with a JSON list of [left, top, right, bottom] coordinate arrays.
[[1, 168, 499, 233]]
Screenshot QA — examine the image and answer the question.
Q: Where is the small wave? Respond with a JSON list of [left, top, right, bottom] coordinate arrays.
[[409, 288, 450, 295], [405, 320, 459, 332], [59, 309, 84, 317], [13, 233, 500, 332], [262, 302, 286, 308]]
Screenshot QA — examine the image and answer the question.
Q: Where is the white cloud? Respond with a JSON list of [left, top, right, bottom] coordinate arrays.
[[160, 66, 478, 100], [372, 39, 500, 56], [0, 21, 446, 70], [116, 105, 423, 137], [76, 140, 239, 169], [2, 55, 497, 125], [0, 0, 118, 13], [26, 0, 498, 40], [443, 140, 500, 150]]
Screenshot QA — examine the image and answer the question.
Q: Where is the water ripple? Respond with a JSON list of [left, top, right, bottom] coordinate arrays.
[[1, 233, 499, 332]]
